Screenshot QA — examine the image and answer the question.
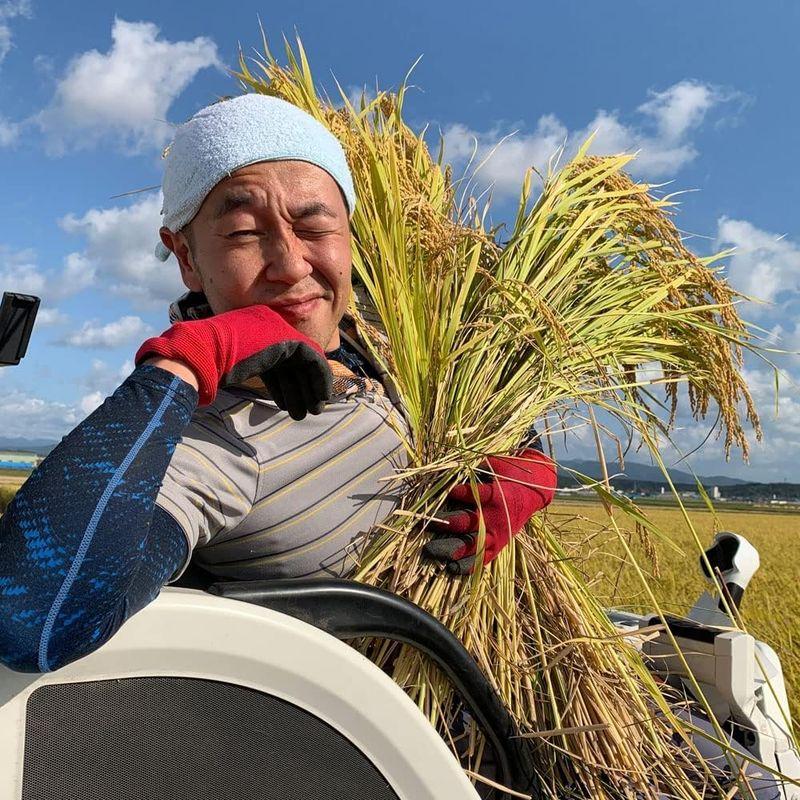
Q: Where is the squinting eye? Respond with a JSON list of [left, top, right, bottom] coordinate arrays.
[[295, 229, 329, 237], [229, 230, 260, 238]]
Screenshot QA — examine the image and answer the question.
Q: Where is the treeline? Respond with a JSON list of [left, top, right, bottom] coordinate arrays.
[[558, 474, 800, 501], [716, 482, 800, 501]]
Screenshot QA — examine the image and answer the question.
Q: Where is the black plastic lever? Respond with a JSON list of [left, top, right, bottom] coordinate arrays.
[[208, 577, 538, 799]]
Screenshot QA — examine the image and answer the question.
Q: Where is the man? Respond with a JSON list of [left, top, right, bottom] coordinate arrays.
[[0, 93, 556, 674]]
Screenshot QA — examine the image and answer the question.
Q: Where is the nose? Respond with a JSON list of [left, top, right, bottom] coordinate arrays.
[[261, 229, 313, 285]]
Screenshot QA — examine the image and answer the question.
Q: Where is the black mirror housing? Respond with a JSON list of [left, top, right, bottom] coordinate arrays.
[[0, 292, 40, 367]]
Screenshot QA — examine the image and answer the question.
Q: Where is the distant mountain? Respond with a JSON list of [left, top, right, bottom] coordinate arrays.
[[0, 437, 58, 456], [559, 459, 749, 487]]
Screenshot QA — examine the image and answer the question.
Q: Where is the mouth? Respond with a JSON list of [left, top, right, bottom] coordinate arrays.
[[270, 295, 325, 320]]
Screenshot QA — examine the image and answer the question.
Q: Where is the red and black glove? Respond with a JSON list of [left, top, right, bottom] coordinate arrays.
[[423, 449, 557, 574], [135, 304, 332, 419]]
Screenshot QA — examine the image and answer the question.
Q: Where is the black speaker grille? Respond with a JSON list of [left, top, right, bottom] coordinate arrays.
[[22, 677, 400, 800]]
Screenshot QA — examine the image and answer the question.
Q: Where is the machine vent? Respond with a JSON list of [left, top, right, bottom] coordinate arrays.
[[22, 676, 399, 800]]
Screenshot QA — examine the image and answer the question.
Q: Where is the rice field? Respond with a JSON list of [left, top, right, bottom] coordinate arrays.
[[553, 498, 800, 720], [0, 471, 26, 513], [0, 468, 29, 487]]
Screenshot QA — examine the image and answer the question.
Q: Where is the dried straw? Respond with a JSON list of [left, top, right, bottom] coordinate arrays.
[[233, 31, 772, 799]]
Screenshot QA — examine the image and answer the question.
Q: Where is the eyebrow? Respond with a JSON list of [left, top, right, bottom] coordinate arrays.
[[213, 192, 339, 221], [293, 200, 339, 220]]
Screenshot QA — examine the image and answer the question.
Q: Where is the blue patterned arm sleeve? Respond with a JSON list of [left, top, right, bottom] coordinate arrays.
[[520, 425, 544, 453], [0, 364, 197, 672]]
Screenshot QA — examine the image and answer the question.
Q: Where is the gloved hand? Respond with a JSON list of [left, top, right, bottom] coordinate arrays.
[[135, 304, 332, 419], [423, 449, 557, 574]]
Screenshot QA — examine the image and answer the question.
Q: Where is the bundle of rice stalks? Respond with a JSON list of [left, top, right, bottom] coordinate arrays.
[[234, 32, 774, 799]]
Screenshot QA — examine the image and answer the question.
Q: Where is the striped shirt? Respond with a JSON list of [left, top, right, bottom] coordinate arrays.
[[155, 328, 409, 581]]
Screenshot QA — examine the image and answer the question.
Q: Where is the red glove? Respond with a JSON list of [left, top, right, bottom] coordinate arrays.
[[423, 449, 557, 574], [135, 305, 332, 418]]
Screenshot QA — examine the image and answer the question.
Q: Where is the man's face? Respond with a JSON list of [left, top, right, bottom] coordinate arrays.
[[161, 160, 352, 351]]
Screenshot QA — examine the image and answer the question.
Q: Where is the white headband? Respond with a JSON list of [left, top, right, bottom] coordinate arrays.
[[155, 93, 356, 261]]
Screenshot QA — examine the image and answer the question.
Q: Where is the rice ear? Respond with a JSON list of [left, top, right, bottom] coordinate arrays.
[[233, 34, 774, 799]]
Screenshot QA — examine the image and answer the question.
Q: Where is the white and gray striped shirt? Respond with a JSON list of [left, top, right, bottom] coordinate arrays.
[[156, 332, 409, 581]]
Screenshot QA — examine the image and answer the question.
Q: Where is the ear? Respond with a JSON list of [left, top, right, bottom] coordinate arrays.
[[160, 226, 203, 293]]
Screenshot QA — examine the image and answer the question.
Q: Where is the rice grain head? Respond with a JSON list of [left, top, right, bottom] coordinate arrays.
[[232, 32, 776, 799]]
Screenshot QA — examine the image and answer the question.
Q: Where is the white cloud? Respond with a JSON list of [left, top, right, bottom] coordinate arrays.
[[60, 193, 184, 309], [34, 307, 68, 327], [766, 323, 800, 363], [0, 247, 45, 295], [37, 17, 220, 154], [75, 358, 135, 414], [0, 116, 17, 145], [0, 354, 137, 438], [32, 52, 53, 77], [83, 357, 134, 394], [575, 108, 697, 178], [633, 361, 800, 482], [442, 80, 741, 201], [58, 251, 97, 294], [60, 315, 152, 349], [78, 391, 104, 415], [0, 388, 79, 440], [4, 193, 183, 319], [442, 114, 568, 199], [637, 81, 718, 142], [0, 0, 31, 64], [0, 1, 31, 148], [0, 245, 95, 304], [554, 359, 800, 483], [716, 217, 800, 312], [345, 83, 377, 109], [635, 361, 665, 385], [578, 81, 739, 175], [728, 365, 800, 478]]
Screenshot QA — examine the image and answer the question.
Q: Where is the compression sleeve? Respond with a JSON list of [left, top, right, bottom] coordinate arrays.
[[0, 364, 197, 672], [520, 426, 544, 454]]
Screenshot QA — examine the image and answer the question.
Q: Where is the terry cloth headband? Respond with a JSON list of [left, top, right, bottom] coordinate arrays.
[[155, 93, 357, 261]]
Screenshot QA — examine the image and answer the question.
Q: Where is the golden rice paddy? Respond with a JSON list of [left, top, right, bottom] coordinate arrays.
[[554, 498, 800, 720]]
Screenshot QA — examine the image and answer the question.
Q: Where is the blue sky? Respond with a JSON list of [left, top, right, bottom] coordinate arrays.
[[1, 0, 799, 481]]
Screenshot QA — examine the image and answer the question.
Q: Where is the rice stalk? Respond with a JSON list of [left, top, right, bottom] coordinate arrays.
[[233, 31, 774, 799]]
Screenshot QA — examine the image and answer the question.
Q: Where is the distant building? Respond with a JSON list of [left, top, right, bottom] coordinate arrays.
[[712, 485, 721, 500], [0, 450, 41, 470]]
